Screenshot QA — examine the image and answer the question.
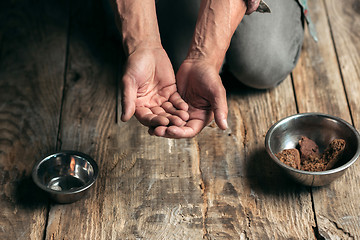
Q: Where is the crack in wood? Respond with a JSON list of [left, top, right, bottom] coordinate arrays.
[[193, 138, 209, 240], [246, 213, 251, 228], [237, 107, 248, 152], [242, 230, 250, 240], [310, 188, 325, 240], [327, 218, 355, 239]]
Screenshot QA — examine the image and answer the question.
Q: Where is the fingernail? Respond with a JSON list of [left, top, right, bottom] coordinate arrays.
[[223, 119, 228, 129]]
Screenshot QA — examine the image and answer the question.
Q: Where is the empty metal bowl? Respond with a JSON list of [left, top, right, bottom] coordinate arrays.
[[32, 151, 99, 203], [265, 113, 360, 186]]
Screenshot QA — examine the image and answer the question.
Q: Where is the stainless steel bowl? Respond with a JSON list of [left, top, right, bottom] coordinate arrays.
[[32, 151, 99, 203], [265, 113, 360, 186]]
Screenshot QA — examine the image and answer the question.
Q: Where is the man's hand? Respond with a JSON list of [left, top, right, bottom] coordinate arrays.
[[112, 0, 189, 128], [149, 60, 228, 138], [148, 0, 246, 138], [113, 0, 246, 138], [121, 47, 189, 127]]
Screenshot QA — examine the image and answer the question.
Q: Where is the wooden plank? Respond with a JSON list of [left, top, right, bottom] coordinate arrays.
[[0, 0, 68, 239], [44, 1, 205, 239], [325, 0, 360, 128], [44, 0, 119, 238], [194, 76, 315, 239], [292, 5, 349, 116], [98, 133, 205, 239], [45, 0, 315, 238], [292, 0, 360, 238]]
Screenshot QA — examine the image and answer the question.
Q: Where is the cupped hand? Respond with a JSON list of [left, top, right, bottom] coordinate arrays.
[[150, 59, 228, 138], [121, 47, 189, 127]]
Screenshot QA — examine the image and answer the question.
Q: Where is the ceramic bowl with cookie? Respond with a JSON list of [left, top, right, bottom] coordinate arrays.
[[265, 113, 360, 186]]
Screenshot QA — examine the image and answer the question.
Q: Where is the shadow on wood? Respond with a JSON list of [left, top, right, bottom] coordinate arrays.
[[245, 147, 310, 195], [221, 69, 268, 96], [14, 175, 49, 209]]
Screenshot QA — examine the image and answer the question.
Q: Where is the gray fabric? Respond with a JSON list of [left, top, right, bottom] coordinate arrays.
[[226, 0, 304, 89], [106, 0, 304, 89], [156, 0, 304, 89]]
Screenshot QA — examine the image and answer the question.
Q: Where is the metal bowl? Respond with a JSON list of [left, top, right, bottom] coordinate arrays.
[[32, 151, 99, 203], [265, 113, 360, 186]]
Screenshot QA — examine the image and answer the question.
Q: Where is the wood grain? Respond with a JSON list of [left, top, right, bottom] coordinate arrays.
[[44, 0, 205, 239], [44, 0, 120, 238], [325, 0, 360, 128], [1, 0, 359, 239], [44, 0, 314, 238], [292, 0, 360, 238], [194, 76, 315, 239], [292, 3, 349, 117], [0, 1, 68, 239], [98, 133, 205, 239]]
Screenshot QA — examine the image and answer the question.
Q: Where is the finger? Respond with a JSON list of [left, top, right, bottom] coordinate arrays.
[[169, 92, 189, 111], [213, 106, 228, 130], [158, 112, 186, 127], [161, 102, 189, 121], [135, 107, 170, 126], [148, 127, 156, 136], [152, 126, 168, 137], [153, 109, 213, 138], [211, 84, 228, 130], [150, 106, 166, 115], [245, 0, 260, 15], [164, 119, 207, 139], [121, 74, 137, 122]]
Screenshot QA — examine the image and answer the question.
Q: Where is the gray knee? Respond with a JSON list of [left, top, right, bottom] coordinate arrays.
[[225, 0, 304, 89], [226, 38, 303, 89]]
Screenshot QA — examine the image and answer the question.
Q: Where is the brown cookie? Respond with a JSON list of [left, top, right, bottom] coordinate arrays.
[[275, 148, 301, 169], [299, 136, 320, 160], [323, 139, 346, 170]]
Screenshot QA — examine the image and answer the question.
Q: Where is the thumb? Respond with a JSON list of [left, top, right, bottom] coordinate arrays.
[[212, 84, 228, 130], [121, 73, 137, 122]]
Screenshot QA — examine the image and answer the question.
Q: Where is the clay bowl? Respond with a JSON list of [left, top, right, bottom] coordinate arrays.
[[265, 113, 360, 186], [32, 151, 98, 203]]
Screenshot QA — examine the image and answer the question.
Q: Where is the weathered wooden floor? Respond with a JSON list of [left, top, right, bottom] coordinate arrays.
[[1, 0, 359, 239]]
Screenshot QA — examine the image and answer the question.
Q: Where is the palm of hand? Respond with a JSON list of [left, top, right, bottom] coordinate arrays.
[[177, 61, 217, 124], [121, 48, 189, 127], [151, 60, 227, 138]]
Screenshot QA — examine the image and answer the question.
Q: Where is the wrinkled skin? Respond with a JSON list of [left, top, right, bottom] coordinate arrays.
[[150, 60, 228, 138], [115, 0, 252, 138], [121, 47, 189, 127]]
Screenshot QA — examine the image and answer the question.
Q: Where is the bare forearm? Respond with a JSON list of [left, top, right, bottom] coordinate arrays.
[[187, 0, 247, 70], [111, 0, 161, 55]]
